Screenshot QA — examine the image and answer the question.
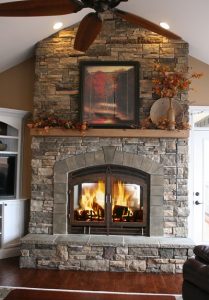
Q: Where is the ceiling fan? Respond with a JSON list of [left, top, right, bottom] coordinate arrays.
[[0, 0, 181, 51]]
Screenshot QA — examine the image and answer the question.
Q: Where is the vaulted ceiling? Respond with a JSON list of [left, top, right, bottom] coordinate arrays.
[[0, 0, 208, 73]]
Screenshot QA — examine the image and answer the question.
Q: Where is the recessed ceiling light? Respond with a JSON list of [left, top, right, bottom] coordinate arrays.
[[160, 22, 170, 30], [53, 22, 63, 30]]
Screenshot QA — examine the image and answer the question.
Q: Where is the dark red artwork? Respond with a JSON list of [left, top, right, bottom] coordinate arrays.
[[80, 62, 139, 128]]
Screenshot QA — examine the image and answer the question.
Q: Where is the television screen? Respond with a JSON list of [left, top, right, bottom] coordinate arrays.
[[0, 155, 16, 198]]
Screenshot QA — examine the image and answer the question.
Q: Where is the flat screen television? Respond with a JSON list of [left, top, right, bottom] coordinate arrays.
[[0, 154, 17, 198]]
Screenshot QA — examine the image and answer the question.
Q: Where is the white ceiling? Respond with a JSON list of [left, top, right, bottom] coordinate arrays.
[[0, 0, 209, 73]]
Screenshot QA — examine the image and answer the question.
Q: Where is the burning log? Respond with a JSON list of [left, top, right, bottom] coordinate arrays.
[[113, 205, 128, 221]]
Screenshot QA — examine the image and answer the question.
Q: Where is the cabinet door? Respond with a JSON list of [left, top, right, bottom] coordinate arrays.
[[2, 201, 25, 248]]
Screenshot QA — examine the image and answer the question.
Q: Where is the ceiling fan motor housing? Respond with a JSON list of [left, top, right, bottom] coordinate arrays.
[[81, 0, 127, 12]]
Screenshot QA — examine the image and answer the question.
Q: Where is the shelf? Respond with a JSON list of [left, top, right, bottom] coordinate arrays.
[[0, 135, 18, 139], [30, 128, 189, 138], [0, 151, 18, 155]]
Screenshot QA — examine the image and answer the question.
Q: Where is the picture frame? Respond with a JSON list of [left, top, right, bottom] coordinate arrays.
[[79, 61, 140, 128]]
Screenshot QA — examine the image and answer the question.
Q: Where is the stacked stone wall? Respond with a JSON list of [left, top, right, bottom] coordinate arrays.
[[30, 137, 188, 237], [30, 12, 189, 238], [20, 234, 194, 273], [34, 12, 188, 121]]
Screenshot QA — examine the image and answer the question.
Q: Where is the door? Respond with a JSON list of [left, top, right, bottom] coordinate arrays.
[[68, 165, 149, 235], [190, 108, 209, 242], [2, 200, 25, 248]]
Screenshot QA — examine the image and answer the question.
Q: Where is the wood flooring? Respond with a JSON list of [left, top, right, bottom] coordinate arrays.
[[0, 257, 183, 295]]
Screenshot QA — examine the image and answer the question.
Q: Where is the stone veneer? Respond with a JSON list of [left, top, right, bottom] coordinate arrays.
[[33, 11, 188, 121], [30, 137, 188, 237], [22, 11, 192, 273], [20, 234, 194, 273]]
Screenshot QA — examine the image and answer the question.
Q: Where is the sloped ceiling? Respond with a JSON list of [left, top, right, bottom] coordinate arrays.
[[0, 0, 208, 73]]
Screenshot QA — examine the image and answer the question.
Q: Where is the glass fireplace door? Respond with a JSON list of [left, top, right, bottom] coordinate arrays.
[[70, 172, 107, 225], [68, 166, 149, 235], [110, 173, 147, 227]]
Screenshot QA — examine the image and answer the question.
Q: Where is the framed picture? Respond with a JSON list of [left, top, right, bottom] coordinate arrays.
[[79, 61, 140, 128]]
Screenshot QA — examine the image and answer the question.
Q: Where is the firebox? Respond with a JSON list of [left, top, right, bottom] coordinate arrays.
[[68, 165, 150, 235]]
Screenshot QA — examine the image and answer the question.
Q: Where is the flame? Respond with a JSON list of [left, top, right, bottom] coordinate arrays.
[[112, 181, 134, 207], [79, 180, 105, 211], [76, 179, 141, 222]]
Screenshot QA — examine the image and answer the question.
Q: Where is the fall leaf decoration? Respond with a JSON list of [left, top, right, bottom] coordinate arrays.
[[152, 64, 203, 98], [140, 116, 190, 130], [140, 116, 155, 129], [27, 115, 88, 131]]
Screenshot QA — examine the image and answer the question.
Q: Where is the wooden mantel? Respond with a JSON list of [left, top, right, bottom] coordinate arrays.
[[30, 128, 189, 138]]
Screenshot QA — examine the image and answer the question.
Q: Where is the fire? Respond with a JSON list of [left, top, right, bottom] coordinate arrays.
[[75, 179, 142, 223], [79, 180, 105, 211], [79, 180, 135, 212], [112, 181, 134, 208]]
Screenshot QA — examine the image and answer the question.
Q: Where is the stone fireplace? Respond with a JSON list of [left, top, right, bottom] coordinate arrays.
[[20, 12, 194, 272], [53, 147, 164, 236], [29, 135, 188, 238]]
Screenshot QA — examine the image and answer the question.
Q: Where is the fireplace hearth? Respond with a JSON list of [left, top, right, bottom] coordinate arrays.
[[68, 165, 149, 235]]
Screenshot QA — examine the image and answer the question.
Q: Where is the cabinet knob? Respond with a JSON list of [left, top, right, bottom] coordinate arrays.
[[4, 204, 7, 206]]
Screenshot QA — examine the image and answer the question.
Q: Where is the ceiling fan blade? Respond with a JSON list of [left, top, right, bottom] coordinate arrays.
[[0, 0, 82, 17], [74, 12, 102, 52], [114, 9, 181, 40]]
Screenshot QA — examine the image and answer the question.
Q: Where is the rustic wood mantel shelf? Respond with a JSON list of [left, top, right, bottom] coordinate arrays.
[[30, 128, 189, 138]]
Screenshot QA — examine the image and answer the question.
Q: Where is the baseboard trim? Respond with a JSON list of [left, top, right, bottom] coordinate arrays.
[[0, 248, 20, 259]]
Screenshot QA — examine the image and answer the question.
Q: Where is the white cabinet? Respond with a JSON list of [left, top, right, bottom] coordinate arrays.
[[0, 108, 29, 198], [0, 123, 18, 153], [0, 108, 29, 259], [1, 200, 25, 248], [0, 199, 27, 258]]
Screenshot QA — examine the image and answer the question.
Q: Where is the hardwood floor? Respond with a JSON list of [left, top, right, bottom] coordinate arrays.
[[0, 257, 183, 295]]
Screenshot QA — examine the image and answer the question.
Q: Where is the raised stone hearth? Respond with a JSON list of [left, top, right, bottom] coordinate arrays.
[[20, 234, 194, 273]]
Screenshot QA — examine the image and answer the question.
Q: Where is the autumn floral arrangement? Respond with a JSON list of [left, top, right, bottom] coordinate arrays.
[[141, 64, 203, 130], [27, 115, 88, 131], [152, 64, 203, 98]]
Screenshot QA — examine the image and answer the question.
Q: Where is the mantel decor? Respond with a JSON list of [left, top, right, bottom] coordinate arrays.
[[152, 64, 203, 99], [149, 98, 184, 131], [79, 61, 140, 128], [151, 64, 203, 130], [27, 115, 88, 131], [27, 113, 190, 133]]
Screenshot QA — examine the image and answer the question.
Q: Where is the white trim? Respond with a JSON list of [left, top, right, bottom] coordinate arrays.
[[189, 106, 209, 131], [0, 108, 29, 199], [0, 286, 181, 297], [0, 247, 20, 259], [188, 106, 209, 241]]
